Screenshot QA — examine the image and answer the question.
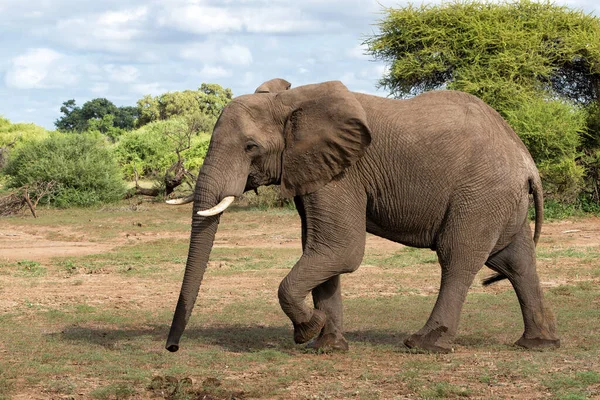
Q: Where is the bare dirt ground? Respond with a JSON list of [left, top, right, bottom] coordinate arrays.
[[1, 214, 598, 320], [0, 229, 114, 261], [1, 208, 599, 399], [2, 212, 599, 261], [0, 218, 404, 261]]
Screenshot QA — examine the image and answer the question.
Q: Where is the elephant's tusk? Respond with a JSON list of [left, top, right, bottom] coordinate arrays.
[[197, 196, 235, 216], [166, 194, 194, 205]]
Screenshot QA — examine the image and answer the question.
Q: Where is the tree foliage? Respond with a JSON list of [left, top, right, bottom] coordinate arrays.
[[55, 98, 139, 140], [366, 0, 600, 204], [115, 118, 210, 180], [3, 133, 125, 207], [136, 83, 232, 127], [0, 117, 48, 147], [0, 117, 49, 171]]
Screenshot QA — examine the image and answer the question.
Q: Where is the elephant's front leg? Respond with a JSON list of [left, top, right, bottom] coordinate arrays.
[[307, 275, 349, 350], [278, 246, 364, 347], [278, 186, 367, 348]]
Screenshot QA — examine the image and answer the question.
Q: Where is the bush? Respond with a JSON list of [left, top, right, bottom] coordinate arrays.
[[239, 186, 295, 210], [3, 133, 125, 207], [115, 118, 210, 179], [0, 117, 49, 170], [504, 97, 587, 202]]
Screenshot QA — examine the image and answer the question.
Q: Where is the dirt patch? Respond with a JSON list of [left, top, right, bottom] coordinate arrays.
[[539, 215, 600, 246], [2, 215, 599, 263], [0, 230, 114, 262], [1, 208, 600, 399]]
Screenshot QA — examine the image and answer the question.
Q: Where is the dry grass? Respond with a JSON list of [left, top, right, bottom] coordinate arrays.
[[0, 203, 599, 399]]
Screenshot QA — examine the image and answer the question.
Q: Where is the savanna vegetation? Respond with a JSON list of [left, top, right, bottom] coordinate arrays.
[[1, 1, 600, 399], [0, 204, 598, 398], [0, 83, 231, 210], [366, 0, 600, 213], [3, 1, 600, 215]]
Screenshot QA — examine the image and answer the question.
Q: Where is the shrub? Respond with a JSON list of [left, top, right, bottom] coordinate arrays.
[[239, 186, 295, 210], [504, 97, 587, 202], [0, 117, 49, 170], [3, 133, 125, 207], [115, 118, 210, 179]]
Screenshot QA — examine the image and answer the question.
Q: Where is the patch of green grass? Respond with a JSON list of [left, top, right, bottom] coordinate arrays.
[[15, 260, 46, 276], [210, 247, 300, 272], [51, 238, 190, 276], [549, 281, 596, 297], [538, 246, 600, 261], [90, 383, 137, 399], [364, 246, 438, 269], [543, 371, 600, 399], [0, 376, 14, 398], [420, 381, 472, 399]]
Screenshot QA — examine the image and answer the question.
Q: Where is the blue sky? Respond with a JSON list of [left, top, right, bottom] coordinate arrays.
[[1, 0, 599, 129]]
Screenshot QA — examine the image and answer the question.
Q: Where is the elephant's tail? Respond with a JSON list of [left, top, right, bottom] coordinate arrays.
[[530, 175, 544, 246], [482, 176, 544, 287]]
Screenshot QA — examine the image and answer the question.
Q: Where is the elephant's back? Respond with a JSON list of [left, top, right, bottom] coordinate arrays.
[[354, 91, 536, 247]]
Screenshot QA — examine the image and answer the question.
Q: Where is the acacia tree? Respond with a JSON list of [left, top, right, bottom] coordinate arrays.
[[365, 0, 600, 205]]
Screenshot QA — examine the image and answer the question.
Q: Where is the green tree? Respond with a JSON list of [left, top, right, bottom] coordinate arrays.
[[55, 98, 139, 138], [55, 100, 86, 132], [115, 118, 210, 179], [136, 83, 232, 126], [365, 0, 600, 204]]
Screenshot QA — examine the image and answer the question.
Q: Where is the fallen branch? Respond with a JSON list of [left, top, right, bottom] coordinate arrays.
[[0, 181, 56, 218]]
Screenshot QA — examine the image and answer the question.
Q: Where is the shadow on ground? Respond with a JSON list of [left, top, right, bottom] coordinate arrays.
[[55, 324, 429, 353]]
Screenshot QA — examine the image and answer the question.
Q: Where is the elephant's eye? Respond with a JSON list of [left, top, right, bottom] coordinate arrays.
[[245, 142, 259, 152]]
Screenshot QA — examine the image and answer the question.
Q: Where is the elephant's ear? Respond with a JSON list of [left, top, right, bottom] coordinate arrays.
[[279, 81, 371, 198], [255, 78, 291, 93]]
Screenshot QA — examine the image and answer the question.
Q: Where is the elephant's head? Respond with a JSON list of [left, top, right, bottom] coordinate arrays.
[[165, 79, 371, 352]]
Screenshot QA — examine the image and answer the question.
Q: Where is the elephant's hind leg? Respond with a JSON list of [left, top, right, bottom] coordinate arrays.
[[404, 251, 486, 353], [405, 216, 497, 353], [485, 223, 560, 349]]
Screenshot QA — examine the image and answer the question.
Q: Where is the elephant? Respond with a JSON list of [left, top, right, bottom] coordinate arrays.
[[165, 78, 560, 354]]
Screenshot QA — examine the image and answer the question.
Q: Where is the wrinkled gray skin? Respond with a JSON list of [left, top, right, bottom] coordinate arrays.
[[166, 78, 560, 353]]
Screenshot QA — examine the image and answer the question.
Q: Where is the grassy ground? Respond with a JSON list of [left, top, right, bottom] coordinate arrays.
[[0, 201, 599, 399]]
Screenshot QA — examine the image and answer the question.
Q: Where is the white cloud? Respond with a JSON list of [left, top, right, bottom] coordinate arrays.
[[220, 44, 253, 66], [158, 5, 242, 34], [199, 65, 232, 79], [348, 44, 369, 60], [158, 4, 342, 34], [91, 82, 110, 94], [130, 82, 169, 96], [373, 64, 389, 77], [5, 48, 78, 89], [104, 64, 140, 83], [181, 42, 253, 66], [55, 7, 148, 52]]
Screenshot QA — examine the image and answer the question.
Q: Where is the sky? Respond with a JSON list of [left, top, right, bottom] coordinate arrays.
[[1, 0, 599, 130]]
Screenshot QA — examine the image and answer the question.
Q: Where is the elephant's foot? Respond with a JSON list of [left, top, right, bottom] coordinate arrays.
[[515, 335, 560, 350], [404, 326, 453, 354], [306, 332, 349, 352], [293, 309, 326, 344]]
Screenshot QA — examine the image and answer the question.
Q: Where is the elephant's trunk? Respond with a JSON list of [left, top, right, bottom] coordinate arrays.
[[165, 167, 224, 352]]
